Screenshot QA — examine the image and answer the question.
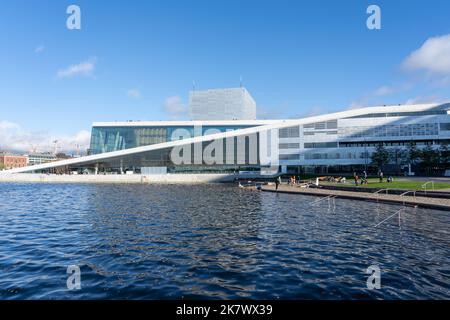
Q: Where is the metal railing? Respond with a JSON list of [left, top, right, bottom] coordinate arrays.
[[311, 195, 336, 205], [373, 188, 389, 202], [421, 181, 435, 194], [311, 195, 337, 210], [374, 208, 406, 229], [399, 190, 416, 206]]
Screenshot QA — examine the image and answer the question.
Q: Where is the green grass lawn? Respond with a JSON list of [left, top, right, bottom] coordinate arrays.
[[321, 178, 450, 190]]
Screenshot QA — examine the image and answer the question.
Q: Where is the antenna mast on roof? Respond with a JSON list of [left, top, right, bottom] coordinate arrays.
[[53, 140, 58, 155], [240, 75, 243, 88], [192, 80, 196, 92]]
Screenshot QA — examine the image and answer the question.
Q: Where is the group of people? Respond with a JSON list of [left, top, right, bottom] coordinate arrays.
[[326, 176, 346, 183], [288, 176, 298, 186], [272, 170, 396, 191], [353, 170, 368, 186], [353, 170, 394, 185], [378, 170, 394, 183], [274, 175, 300, 190]]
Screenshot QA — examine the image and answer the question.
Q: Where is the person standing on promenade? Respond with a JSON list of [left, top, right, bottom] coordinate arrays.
[[379, 171, 384, 183], [275, 176, 281, 190]]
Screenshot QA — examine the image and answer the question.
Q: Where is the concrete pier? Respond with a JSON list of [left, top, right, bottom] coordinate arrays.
[[0, 173, 239, 184], [260, 185, 450, 211]]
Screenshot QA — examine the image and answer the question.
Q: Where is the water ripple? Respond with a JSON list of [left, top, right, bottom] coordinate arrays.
[[0, 183, 449, 299]]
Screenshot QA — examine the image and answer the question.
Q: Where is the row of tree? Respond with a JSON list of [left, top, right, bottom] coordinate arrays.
[[371, 142, 450, 174]]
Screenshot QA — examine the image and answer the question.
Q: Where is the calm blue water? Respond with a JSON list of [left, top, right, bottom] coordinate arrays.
[[0, 183, 449, 299]]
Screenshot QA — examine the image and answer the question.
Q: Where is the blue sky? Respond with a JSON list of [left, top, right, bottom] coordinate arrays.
[[1, 0, 450, 152]]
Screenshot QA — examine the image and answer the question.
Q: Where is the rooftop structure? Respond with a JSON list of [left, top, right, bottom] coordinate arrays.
[[188, 87, 256, 121]]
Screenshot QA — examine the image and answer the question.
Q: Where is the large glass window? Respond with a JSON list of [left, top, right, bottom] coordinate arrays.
[[279, 154, 300, 160], [89, 125, 257, 154], [304, 142, 338, 148], [279, 126, 300, 138], [279, 143, 300, 149], [338, 123, 438, 138], [303, 120, 337, 130]]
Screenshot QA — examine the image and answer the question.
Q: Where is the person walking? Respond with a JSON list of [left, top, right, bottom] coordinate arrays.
[[379, 171, 384, 183], [275, 176, 281, 190]]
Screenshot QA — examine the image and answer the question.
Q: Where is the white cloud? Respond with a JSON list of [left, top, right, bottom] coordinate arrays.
[[163, 96, 188, 120], [373, 82, 413, 98], [349, 35, 450, 109], [0, 121, 20, 131], [127, 89, 141, 99], [57, 58, 96, 78], [34, 45, 45, 53], [0, 121, 90, 155], [404, 95, 448, 105], [304, 105, 326, 117], [403, 34, 450, 75], [373, 85, 396, 97], [348, 100, 367, 110], [349, 82, 414, 109]]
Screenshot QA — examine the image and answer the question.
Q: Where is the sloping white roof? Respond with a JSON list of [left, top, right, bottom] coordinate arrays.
[[2, 103, 445, 174], [92, 119, 278, 127]]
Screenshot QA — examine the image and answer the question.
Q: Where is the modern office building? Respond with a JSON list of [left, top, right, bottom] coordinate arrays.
[[3, 87, 450, 177], [189, 87, 256, 121], [27, 152, 57, 166]]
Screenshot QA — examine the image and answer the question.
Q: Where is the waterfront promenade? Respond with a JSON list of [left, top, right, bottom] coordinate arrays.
[[0, 173, 238, 184], [260, 184, 450, 211]]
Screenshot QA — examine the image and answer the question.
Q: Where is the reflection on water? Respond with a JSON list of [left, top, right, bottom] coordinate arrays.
[[0, 183, 449, 299]]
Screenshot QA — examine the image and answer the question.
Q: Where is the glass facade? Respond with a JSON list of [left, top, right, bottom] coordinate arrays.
[[304, 142, 338, 149], [279, 143, 300, 149], [303, 120, 337, 130], [344, 110, 448, 119], [73, 135, 262, 174], [89, 125, 259, 155], [338, 123, 439, 138], [304, 152, 365, 160]]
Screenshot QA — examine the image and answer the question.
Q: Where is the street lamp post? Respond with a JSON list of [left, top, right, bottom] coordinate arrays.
[[364, 138, 368, 172]]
